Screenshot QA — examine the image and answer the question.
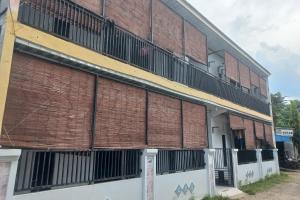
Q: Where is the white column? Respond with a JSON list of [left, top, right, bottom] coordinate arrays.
[[273, 149, 280, 174], [256, 149, 263, 179], [204, 149, 215, 196], [231, 149, 239, 188], [141, 149, 158, 200], [0, 149, 21, 200]]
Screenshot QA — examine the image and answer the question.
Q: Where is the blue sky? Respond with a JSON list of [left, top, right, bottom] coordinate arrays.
[[187, 0, 300, 100]]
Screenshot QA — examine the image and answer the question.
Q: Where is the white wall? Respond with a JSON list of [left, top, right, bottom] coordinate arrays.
[[211, 114, 231, 149], [262, 160, 277, 178], [14, 178, 142, 200], [237, 162, 260, 186], [208, 53, 224, 78], [155, 169, 208, 200]]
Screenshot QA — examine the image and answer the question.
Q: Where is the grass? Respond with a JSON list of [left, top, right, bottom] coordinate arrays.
[[202, 195, 237, 200], [239, 173, 289, 195]]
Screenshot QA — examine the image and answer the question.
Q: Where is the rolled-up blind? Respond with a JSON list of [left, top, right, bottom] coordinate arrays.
[[225, 52, 239, 82], [239, 62, 251, 89], [95, 78, 146, 148], [182, 101, 207, 149], [229, 114, 244, 130], [147, 92, 181, 148], [264, 124, 274, 147], [255, 121, 264, 139], [244, 119, 256, 149], [0, 52, 93, 150]]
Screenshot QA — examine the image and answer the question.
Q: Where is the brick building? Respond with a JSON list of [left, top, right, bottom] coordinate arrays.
[[0, 0, 279, 200]]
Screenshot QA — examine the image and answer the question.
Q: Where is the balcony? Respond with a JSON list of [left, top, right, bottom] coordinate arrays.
[[17, 0, 270, 115]]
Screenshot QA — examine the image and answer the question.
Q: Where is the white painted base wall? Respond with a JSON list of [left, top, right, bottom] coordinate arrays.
[[155, 169, 208, 200], [237, 162, 260, 186], [14, 178, 142, 200], [262, 160, 277, 177]]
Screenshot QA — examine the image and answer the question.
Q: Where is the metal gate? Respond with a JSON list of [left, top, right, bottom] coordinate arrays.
[[214, 148, 234, 186]]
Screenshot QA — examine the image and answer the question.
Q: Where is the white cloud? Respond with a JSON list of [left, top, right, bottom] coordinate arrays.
[[187, 0, 300, 98]]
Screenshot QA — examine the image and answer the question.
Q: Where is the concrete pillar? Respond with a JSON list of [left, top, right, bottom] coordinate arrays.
[[231, 149, 238, 188], [206, 111, 213, 148], [141, 149, 158, 200], [0, 149, 21, 200], [256, 149, 263, 179], [273, 149, 280, 174], [204, 149, 215, 196]]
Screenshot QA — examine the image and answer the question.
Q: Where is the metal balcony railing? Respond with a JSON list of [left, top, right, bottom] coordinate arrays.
[[14, 149, 141, 194], [237, 150, 257, 165], [17, 0, 270, 115]]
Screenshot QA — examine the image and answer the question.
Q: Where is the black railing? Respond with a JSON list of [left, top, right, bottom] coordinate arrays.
[[17, 0, 270, 115], [262, 149, 274, 161], [213, 148, 234, 186], [14, 149, 141, 194], [237, 150, 257, 165], [156, 150, 205, 175]]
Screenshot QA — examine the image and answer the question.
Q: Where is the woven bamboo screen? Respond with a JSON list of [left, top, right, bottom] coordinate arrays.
[[147, 92, 181, 148], [0, 52, 94, 149], [182, 101, 207, 149], [264, 124, 274, 147], [94, 78, 146, 148], [225, 52, 239, 82], [244, 119, 256, 149], [254, 121, 264, 140], [250, 71, 260, 87], [229, 114, 244, 130], [260, 78, 268, 97], [239, 62, 251, 89]]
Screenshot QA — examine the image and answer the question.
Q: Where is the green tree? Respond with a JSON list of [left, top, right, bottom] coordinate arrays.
[[271, 92, 285, 127]]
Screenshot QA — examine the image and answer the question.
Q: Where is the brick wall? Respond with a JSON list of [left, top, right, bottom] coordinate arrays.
[[0, 52, 94, 150], [184, 21, 207, 64], [105, 0, 151, 40], [152, 0, 183, 56], [71, 0, 102, 15], [95, 78, 146, 148]]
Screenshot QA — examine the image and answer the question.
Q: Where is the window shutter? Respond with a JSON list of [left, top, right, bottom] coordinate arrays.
[[225, 52, 239, 82], [244, 119, 256, 149], [229, 114, 244, 130], [239, 62, 251, 89], [255, 121, 264, 139]]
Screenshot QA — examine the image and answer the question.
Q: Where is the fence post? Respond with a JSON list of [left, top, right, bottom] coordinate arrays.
[[141, 149, 158, 200], [0, 149, 21, 200], [256, 149, 263, 179], [204, 149, 216, 197], [231, 149, 239, 188], [273, 149, 280, 174]]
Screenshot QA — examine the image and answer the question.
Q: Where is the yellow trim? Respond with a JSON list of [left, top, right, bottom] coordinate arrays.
[[12, 23, 272, 122], [0, 1, 20, 135]]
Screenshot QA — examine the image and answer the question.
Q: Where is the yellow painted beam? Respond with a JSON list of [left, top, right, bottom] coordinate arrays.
[[0, 0, 20, 136], [13, 23, 272, 122]]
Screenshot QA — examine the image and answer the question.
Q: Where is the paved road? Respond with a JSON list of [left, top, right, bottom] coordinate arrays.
[[240, 171, 300, 200]]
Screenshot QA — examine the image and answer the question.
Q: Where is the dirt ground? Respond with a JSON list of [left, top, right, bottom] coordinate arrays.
[[239, 171, 300, 200]]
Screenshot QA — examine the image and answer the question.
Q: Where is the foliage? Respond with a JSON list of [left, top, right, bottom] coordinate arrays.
[[239, 173, 289, 195], [271, 92, 300, 149], [202, 196, 237, 200]]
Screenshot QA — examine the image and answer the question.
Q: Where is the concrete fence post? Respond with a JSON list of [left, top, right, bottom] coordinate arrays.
[[256, 149, 263, 179], [0, 149, 21, 200], [273, 149, 280, 174], [204, 149, 216, 197], [231, 149, 239, 188], [141, 149, 158, 200]]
